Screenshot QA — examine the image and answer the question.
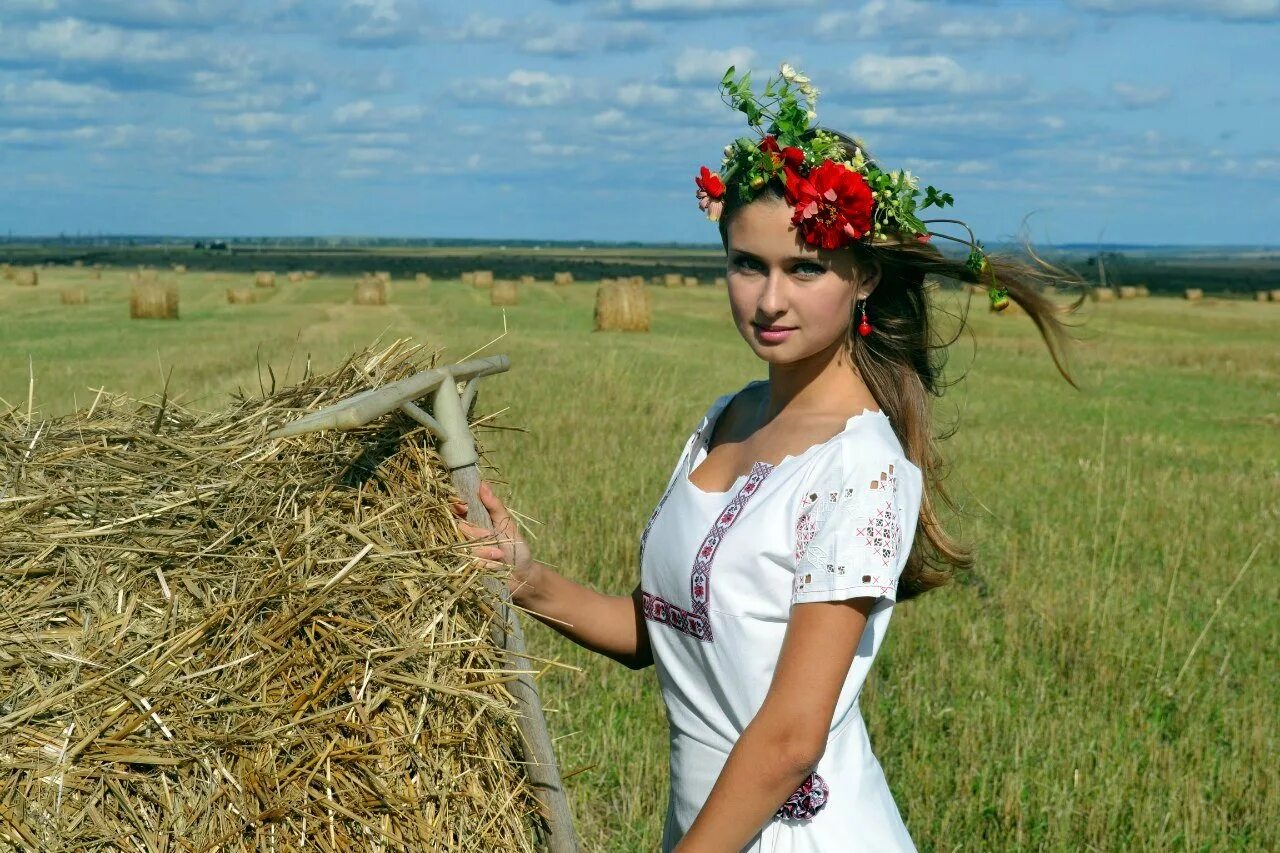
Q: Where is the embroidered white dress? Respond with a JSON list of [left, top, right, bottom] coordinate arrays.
[[640, 378, 922, 852]]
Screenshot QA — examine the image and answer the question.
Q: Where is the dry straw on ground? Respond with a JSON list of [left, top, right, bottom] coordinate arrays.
[[15, 268, 38, 287], [254, 271, 276, 288], [663, 273, 682, 288], [1091, 287, 1116, 302], [1184, 288, 1204, 301], [354, 276, 389, 305], [0, 341, 546, 852], [683, 276, 698, 288], [226, 288, 257, 304], [552, 272, 572, 286], [130, 281, 179, 320], [288, 272, 304, 283], [491, 281, 518, 306], [594, 280, 651, 332], [472, 271, 494, 288], [460, 272, 476, 285], [374, 271, 392, 284], [172, 265, 187, 275], [60, 288, 86, 306], [1271, 289, 1280, 302], [1118, 285, 1138, 299]]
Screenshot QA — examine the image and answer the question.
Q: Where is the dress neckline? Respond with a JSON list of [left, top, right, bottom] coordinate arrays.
[[684, 379, 888, 497]]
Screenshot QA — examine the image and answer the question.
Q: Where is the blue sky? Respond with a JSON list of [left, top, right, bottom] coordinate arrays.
[[0, 0, 1276, 245]]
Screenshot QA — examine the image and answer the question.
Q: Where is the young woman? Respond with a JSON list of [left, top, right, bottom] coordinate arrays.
[[451, 64, 1080, 852]]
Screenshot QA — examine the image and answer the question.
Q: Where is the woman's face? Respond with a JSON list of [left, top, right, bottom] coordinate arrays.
[[724, 195, 874, 364]]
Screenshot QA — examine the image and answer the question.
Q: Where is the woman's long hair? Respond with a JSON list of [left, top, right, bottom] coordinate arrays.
[[716, 129, 1087, 602]]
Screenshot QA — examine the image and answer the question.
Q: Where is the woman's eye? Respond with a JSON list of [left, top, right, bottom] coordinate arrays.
[[732, 257, 762, 272], [794, 263, 825, 277]]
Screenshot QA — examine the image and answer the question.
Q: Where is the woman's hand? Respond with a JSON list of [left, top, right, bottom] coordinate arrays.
[[449, 480, 541, 604]]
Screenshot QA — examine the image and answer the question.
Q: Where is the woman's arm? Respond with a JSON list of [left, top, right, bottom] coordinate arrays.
[[514, 563, 654, 670], [673, 596, 877, 852]]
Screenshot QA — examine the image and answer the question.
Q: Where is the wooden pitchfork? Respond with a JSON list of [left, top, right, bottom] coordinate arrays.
[[268, 354, 579, 852]]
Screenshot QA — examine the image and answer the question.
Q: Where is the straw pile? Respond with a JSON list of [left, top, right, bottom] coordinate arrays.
[[682, 276, 697, 288], [0, 342, 545, 852], [663, 273, 682, 288], [1270, 289, 1280, 302], [473, 271, 493, 288], [226, 288, 257, 304], [60, 287, 86, 306], [137, 269, 159, 285], [255, 272, 276, 288], [1184, 288, 1204, 301], [594, 280, 651, 332], [0, 263, 12, 280], [552, 272, 572, 286], [354, 276, 390, 305], [1118, 285, 1138, 299], [288, 272, 304, 283], [1255, 291, 1270, 302], [491, 281, 518, 306], [713, 277, 727, 288], [1134, 285, 1149, 297], [374, 271, 392, 284], [519, 275, 534, 285], [303, 271, 318, 280], [130, 282, 179, 319], [461, 272, 476, 285], [172, 265, 187, 275], [1091, 287, 1116, 302], [15, 268, 38, 287], [415, 273, 431, 284]]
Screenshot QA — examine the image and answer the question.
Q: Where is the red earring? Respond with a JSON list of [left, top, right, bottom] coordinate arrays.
[[857, 298, 872, 337]]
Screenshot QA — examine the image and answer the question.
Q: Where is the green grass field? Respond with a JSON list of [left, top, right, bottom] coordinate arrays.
[[3, 267, 1277, 850]]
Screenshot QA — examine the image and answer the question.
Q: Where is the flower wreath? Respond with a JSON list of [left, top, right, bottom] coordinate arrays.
[[694, 63, 1009, 311]]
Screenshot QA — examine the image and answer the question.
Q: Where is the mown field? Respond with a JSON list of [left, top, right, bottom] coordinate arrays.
[[2, 266, 1277, 851]]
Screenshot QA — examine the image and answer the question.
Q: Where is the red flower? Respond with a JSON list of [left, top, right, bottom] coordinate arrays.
[[695, 165, 725, 199], [758, 135, 804, 171], [785, 159, 875, 250]]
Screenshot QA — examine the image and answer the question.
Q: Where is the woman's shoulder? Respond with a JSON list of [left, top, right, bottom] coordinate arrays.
[[801, 414, 921, 491]]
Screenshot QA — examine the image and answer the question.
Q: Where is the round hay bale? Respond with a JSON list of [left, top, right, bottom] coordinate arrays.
[[714, 276, 727, 288], [1270, 289, 1280, 302], [0, 343, 546, 851], [73, 260, 84, 268], [354, 276, 389, 305], [0, 263, 12, 279], [14, 267, 38, 287], [473, 270, 494, 287], [60, 287, 86, 305], [491, 280, 518, 306], [375, 270, 392, 283], [1118, 285, 1138, 299], [461, 271, 476, 284], [1091, 287, 1116, 302], [1184, 288, 1204, 301], [287, 271, 304, 283], [172, 264, 187, 275], [683, 276, 699, 287], [594, 280, 651, 332], [137, 267, 159, 284], [664, 273, 683, 288], [1135, 284, 1149, 297], [303, 270, 318, 279], [227, 288, 257, 304], [553, 271, 573, 286], [1255, 290, 1270, 302], [416, 272, 432, 284], [130, 281, 179, 319], [519, 274, 535, 285], [254, 271, 276, 288]]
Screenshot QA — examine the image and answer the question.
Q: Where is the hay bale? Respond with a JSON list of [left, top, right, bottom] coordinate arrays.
[[553, 271, 573, 286], [354, 276, 389, 305], [72, 259, 84, 268], [172, 264, 187, 275], [14, 268, 38, 287], [254, 271, 276, 288], [0, 263, 12, 279], [226, 288, 256, 304], [519, 274, 535, 285], [287, 271, 304, 283], [1270, 289, 1280, 302], [130, 281, 179, 319], [714, 276, 727, 288], [303, 270, 318, 279], [1118, 285, 1138, 299], [1184, 288, 1204, 301], [0, 342, 544, 851], [594, 280, 651, 332], [1091, 287, 1116, 302], [460, 271, 476, 284], [137, 267, 159, 284], [683, 276, 699, 287], [491, 280, 518, 306], [664, 273, 682, 288], [1255, 290, 1270, 302], [416, 272, 432, 284], [374, 270, 392, 284], [60, 287, 86, 305], [473, 270, 494, 287], [1135, 285, 1149, 297]]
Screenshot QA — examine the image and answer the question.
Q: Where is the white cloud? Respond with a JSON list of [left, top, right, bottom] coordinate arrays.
[[818, 2, 1055, 42], [601, 0, 819, 16], [614, 81, 680, 107], [671, 46, 756, 84], [1072, 0, 1280, 21], [467, 70, 575, 108], [442, 15, 653, 56], [213, 111, 293, 134], [1111, 81, 1173, 108], [19, 18, 191, 63], [347, 146, 397, 163], [331, 100, 424, 127], [0, 78, 116, 105], [849, 54, 1017, 95]]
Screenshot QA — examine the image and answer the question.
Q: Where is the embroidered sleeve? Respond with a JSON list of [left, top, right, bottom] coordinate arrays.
[[791, 444, 909, 605]]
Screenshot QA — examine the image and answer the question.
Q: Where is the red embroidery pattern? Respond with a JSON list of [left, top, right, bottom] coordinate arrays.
[[792, 462, 902, 599], [775, 771, 829, 820], [855, 464, 900, 566], [643, 460, 774, 642]]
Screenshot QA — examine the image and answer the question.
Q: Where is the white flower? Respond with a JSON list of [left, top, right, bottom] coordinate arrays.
[[779, 63, 797, 82], [806, 109, 817, 122], [890, 169, 901, 185]]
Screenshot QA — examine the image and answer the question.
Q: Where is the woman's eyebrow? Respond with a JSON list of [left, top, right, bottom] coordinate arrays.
[[729, 250, 825, 264]]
